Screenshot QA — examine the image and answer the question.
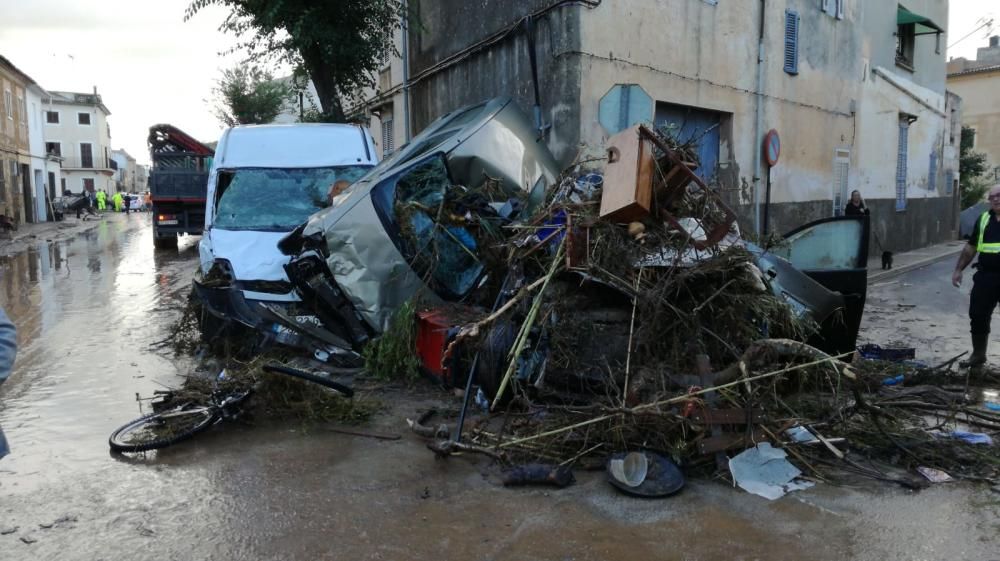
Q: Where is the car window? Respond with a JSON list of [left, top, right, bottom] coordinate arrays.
[[371, 155, 484, 298], [771, 218, 866, 270], [214, 166, 370, 231]]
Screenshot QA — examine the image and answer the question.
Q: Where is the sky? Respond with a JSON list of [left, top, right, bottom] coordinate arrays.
[[0, 0, 997, 167]]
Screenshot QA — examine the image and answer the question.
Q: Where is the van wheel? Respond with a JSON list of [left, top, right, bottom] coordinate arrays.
[[153, 235, 178, 249]]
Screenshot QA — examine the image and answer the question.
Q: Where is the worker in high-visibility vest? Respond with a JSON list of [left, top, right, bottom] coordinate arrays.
[[112, 191, 123, 213], [952, 183, 1000, 369], [95, 189, 106, 211]]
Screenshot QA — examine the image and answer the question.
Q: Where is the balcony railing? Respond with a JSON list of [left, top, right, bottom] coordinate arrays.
[[60, 156, 114, 170]]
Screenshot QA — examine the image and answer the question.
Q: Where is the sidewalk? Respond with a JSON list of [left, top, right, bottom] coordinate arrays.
[[0, 213, 112, 257], [867, 239, 966, 284]]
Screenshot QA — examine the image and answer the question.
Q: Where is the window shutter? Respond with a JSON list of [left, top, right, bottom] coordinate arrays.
[[895, 118, 909, 211], [382, 118, 394, 156], [833, 149, 850, 216], [836, 0, 845, 19], [784, 10, 800, 75], [945, 170, 955, 196]]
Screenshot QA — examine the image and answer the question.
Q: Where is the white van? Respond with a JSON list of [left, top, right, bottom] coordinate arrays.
[[195, 124, 378, 330]]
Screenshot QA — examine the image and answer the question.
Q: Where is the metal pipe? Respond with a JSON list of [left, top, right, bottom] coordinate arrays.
[[401, 0, 411, 142], [753, 0, 767, 235], [524, 15, 550, 139]]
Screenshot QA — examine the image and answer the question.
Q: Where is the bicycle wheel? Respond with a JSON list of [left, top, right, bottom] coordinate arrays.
[[109, 406, 218, 453], [262, 364, 355, 398]]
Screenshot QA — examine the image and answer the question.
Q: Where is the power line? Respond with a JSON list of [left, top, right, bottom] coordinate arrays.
[[948, 17, 995, 49]]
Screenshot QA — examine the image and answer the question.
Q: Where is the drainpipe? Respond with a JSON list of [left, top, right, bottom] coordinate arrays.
[[524, 15, 550, 140], [752, 0, 767, 235], [401, 0, 411, 142]]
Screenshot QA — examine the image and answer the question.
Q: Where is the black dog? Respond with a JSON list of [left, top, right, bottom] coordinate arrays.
[[881, 250, 894, 270]]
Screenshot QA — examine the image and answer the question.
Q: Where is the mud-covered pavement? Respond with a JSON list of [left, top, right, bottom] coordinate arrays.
[[1, 216, 998, 561]]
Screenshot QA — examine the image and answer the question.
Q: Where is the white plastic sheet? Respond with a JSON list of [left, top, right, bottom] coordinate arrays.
[[729, 443, 814, 500]]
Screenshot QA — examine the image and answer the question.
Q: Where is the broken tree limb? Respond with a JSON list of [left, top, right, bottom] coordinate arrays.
[[427, 439, 505, 461], [713, 339, 854, 386], [491, 239, 566, 410], [497, 351, 854, 449], [444, 275, 549, 358], [408, 410, 451, 439]]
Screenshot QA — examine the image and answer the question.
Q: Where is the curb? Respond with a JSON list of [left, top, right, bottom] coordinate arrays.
[[868, 248, 962, 284]]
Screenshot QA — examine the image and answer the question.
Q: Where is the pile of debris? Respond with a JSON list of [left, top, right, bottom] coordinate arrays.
[[395, 125, 1000, 496], [175, 96, 998, 498]]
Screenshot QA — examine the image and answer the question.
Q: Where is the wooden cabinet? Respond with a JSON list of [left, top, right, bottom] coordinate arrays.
[[599, 124, 655, 223]]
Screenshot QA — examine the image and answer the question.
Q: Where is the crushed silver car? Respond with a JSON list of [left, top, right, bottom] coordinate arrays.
[[278, 97, 561, 348]]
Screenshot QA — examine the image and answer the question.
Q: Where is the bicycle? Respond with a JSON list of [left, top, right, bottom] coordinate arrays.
[[108, 364, 355, 453]]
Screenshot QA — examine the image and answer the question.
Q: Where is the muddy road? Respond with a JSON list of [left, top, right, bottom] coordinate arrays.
[[1, 215, 998, 561]]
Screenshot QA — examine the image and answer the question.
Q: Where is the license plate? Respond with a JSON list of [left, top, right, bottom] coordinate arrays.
[[159, 220, 178, 225]]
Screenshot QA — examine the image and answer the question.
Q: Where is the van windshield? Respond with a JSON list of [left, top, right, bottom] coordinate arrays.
[[214, 166, 370, 231]]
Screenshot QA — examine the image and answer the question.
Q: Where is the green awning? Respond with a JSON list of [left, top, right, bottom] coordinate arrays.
[[897, 6, 944, 36]]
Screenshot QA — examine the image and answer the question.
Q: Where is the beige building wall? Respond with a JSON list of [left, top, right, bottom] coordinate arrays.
[[0, 61, 32, 223], [577, 0, 862, 232], [574, 0, 954, 246], [948, 68, 1000, 181]]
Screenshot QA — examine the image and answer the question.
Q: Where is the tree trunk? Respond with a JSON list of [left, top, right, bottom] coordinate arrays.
[[303, 45, 346, 122]]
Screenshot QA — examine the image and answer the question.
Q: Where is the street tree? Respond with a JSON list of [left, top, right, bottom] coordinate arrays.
[[213, 66, 292, 126], [186, 0, 402, 123], [960, 126, 991, 209]]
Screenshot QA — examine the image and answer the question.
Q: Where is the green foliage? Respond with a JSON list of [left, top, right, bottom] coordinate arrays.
[[187, 0, 404, 122], [962, 175, 992, 210], [960, 126, 991, 209], [213, 66, 293, 126], [362, 299, 421, 382]]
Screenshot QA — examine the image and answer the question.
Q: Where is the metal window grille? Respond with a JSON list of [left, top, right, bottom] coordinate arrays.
[[784, 11, 800, 75], [895, 118, 909, 211], [928, 151, 937, 192], [46, 111, 58, 124], [833, 149, 850, 215], [78, 112, 91, 125], [382, 118, 394, 156]]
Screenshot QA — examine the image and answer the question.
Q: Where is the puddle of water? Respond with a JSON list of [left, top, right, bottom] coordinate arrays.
[[0, 216, 200, 484]]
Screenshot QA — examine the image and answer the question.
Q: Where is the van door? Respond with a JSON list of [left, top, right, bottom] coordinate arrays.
[[770, 216, 869, 354]]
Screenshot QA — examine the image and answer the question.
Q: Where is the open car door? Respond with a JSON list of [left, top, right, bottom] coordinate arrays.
[[770, 216, 869, 354]]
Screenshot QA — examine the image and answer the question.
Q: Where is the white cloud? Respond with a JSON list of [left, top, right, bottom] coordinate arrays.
[[0, 0, 242, 165]]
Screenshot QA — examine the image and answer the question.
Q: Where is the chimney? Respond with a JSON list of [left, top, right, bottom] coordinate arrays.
[[991, 35, 1000, 48], [93, 86, 98, 95]]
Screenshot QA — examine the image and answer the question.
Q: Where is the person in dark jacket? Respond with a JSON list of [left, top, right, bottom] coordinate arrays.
[[953, 184, 1000, 368], [844, 190, 869, 216]]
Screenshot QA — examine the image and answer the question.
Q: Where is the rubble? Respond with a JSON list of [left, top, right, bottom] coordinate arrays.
[[170, 102, 999, 497]]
